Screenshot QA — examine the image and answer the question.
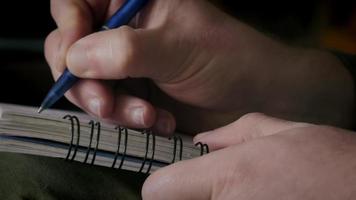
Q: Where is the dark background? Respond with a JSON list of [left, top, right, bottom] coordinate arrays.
[[0, 0, 354, 111], [0, 1, 71, 110], [0, 1, 54, 38], [0, 1, 354, 39], [0, 1, 355, 39]]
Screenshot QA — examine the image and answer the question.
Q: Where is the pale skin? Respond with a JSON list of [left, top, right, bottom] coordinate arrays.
[[46, 0, 356, 199], [143, 113, 356, 200]]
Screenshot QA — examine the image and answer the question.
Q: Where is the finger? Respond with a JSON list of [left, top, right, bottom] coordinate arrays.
[[51, 0, 94, 33], [194, 113, 310, 151], [47, 33, 111, 117], [50, 0, 94, 72], [66, 27, 178, 81], [107, 91, 157, 129], [46, 32, 172, 130], [51, 64, 159, 128], [66, 27, 156, 79], [51, 0, 126, 28], [142, 154, 214, 200], [49, 0, 127, 72], [50, 65, 114, 118], [47, 29, 157, 128], [151, 108, 176, 137], [45, 29, 63, 74]]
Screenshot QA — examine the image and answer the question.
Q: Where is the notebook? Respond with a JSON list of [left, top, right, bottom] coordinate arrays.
[[0, 103, 209, 174]]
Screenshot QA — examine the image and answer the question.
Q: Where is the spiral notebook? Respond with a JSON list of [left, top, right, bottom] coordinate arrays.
[[0, 103, 209, 174]]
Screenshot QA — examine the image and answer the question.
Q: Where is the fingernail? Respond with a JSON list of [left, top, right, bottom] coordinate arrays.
[[155, 112, 174, 135], [88, 97, 101, 116], [131, 107, 144, 126], [156, 119, 172, 135]]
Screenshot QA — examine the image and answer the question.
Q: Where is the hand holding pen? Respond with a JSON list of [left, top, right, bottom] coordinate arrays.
[[44, 0, 356, 199], [40, 0, 149, 112], [44, 0, 350, 138]]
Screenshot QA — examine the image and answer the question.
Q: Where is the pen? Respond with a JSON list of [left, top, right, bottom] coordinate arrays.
[[38, 0, 149, 113]]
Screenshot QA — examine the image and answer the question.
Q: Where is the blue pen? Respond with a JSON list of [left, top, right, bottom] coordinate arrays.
[[38, 0, 149, 113]]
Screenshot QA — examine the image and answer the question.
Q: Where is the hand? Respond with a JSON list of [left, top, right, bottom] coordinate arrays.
[[45, 0, 354, 135], [142, 113, 356, 200]]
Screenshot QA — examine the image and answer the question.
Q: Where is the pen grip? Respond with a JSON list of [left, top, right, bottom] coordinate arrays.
[[40, 0, 150, 111]]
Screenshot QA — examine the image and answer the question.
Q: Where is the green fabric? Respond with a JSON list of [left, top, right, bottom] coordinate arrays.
[[0, 152, 147, 200]]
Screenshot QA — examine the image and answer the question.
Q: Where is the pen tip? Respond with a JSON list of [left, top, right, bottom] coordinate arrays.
[[37, 106, 44, 114]]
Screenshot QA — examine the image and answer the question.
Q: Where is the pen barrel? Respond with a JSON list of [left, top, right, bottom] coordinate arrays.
[[53, 70, 79, 95], [41, 70, 79, 109], [104, 0, 149, 29]]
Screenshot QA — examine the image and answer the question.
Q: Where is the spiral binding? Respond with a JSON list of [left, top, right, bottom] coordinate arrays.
[[63, 114, 209, 173], [169, 135, 183, 163], [112, 126, 128, 169], [195, 142, 210, 155], [63, 115, 80, 162]]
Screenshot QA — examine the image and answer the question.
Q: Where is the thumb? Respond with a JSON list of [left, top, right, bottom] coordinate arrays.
[[194, 113, 310, 151], [66, 26, 186, 81], [142, 154, 214, 200]]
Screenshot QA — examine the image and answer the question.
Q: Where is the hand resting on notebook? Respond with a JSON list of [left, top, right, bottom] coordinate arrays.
[[142, 113, 356, 200], [44, 0, 354, 136]]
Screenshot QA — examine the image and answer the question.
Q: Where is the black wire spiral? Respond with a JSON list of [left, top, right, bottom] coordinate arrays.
[[63, 115, 80, 161], [195, 142, 210, 155], [63, 115, 209, 173]]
